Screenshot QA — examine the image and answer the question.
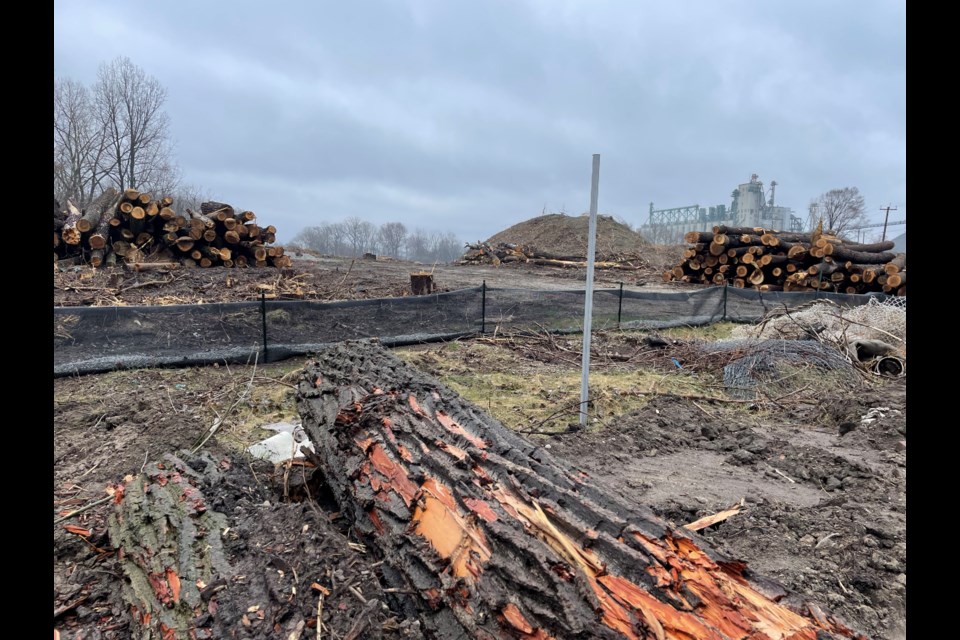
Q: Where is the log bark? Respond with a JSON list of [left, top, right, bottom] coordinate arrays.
[[841, 240, 895, 253], [77, 188, 118, 233], [828, 246, 897, 264], [712, 225, 770, 236], [107, 453, 232, 639], [297, 343, 866, 640], [54, 198, 65, 231], [88, 192, 124, 250], [200, 201, 235, 218]]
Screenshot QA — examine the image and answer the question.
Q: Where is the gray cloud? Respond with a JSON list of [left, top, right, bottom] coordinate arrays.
[[54, 0, 905, 242]]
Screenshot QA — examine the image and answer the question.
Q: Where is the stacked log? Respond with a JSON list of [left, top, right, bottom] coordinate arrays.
[[296, 341, 868, 639], [664, 225, 906, 296], [462, 241, 646, 270], [54, 192, 290, 268]]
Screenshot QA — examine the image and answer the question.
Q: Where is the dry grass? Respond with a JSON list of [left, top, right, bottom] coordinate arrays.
[[395, 339, 739, 433]]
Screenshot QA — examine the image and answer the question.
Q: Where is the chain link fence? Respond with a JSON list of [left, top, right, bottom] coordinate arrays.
[[54, 284, 895, 377]]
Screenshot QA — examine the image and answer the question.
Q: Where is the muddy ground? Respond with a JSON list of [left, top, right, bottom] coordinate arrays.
[[54, 327, 905, 638]]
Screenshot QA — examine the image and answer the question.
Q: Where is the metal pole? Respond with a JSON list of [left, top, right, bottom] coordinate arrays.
[[260, 291, 269, 362], [580, 154, 601, 426], [481, 280, 486, 335], [616, 281, 624, 329], [722, 282, 728, 321]]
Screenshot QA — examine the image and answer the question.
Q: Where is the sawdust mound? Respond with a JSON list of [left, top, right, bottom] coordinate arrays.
[[486, 213, 648, 258]]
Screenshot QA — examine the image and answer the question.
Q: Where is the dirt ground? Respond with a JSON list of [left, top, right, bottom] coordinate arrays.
[[53, 248, 685, 307], [53, 250, 905, 639]]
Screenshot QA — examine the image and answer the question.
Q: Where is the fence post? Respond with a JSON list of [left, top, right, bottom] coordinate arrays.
[[481, 280, 486, 335], [617, 282, 624, 329], [260, 291, 269, 362], [722, 283, 728, 321]]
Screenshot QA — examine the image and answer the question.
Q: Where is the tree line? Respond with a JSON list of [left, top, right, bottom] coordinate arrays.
[[290, 219, 463, 263]]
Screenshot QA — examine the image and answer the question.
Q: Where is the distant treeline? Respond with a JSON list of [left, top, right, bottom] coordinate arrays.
[[290, 218, 462, 263]]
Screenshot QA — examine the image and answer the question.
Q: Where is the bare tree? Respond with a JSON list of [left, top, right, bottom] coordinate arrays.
[[342, 216, 376, 256], [93, 56, 177, 194], [54, 78, 109, 207], [377, 222, 407, 258], [807, 187, 867, 237], [405, 228, 430, 262], [428, 231, 462, 262]]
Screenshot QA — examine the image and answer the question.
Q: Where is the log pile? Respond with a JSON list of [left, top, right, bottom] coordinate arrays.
[[664, 225, 906, 296], [297, 341, 868, 639], [462, 241, 646, 270], [54, 192, 291, 268]]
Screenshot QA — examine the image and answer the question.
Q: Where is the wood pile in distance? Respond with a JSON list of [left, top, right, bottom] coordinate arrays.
[[664, 225, 905, 296]]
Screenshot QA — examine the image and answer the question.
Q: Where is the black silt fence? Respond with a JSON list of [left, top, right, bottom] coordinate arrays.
[[54, 285, 893, 377]]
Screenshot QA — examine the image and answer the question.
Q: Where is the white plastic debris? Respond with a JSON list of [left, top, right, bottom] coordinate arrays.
[[246, 421, 312, 464]]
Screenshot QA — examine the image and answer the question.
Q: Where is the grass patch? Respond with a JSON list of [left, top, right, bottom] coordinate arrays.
[[396, 340, 736, 433], [654, 321, 738, 341], [54, 359, 310, 454]]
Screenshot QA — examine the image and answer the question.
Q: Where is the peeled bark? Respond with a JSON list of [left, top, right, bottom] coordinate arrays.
[[61, 200, 84, 245], [297, 343, 867, 640]]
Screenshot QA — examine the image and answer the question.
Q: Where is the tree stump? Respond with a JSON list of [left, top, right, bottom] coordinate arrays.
[[410, 272, 435, 295]]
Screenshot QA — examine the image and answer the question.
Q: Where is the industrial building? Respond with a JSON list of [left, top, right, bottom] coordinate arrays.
[[641, 174, 804, 244]]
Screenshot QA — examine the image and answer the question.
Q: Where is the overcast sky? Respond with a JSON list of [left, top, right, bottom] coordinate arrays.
[[54, 0, 906, 243]]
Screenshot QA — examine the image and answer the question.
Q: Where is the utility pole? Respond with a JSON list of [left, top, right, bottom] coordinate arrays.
[[880, 205, 898, 241]]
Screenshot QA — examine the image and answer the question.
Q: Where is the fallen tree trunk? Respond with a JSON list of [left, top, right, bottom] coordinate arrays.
[[297, 341, 867, 640]]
